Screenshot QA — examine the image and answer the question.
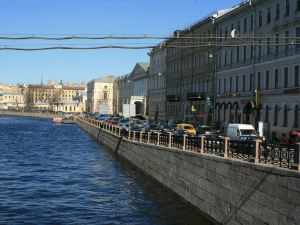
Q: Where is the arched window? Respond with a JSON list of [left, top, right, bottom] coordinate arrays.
[[274, 105, 278, 126], [295, 105, 299, 128], [283, 105, 288, 127]]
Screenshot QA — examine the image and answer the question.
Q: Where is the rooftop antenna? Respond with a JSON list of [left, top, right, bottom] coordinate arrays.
[[41, 75, 43, 85]]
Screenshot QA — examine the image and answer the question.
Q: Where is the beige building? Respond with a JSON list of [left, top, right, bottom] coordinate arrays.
[[27, 83, 86, 112], [87, 75, 116, 114], [148, 46, 167, 121], [164, 10, 230, 125], [215, 0, 300, 137], [0, 91, 25, 109]]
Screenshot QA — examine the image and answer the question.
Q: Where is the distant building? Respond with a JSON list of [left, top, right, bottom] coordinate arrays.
[[115, 62, 149, 117], [0, 91, 25, 109], [27, 84, 86, 112], [87, 75, 116, 114]]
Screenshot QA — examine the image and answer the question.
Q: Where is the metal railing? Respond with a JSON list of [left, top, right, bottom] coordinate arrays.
[[77, 116, 300, 171]]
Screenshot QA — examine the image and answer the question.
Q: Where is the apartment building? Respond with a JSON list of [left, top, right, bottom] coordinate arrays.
[[215, 0, 300, 137], [165, 10, 231, 125], [148, 47, 167, 121]]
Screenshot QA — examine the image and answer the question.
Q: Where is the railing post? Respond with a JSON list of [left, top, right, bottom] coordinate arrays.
[[201, 136, 205, 153], [128, 129, 131, 140], [183, 134, 187, 151], [168, 132, 172, 148], [224, 137, 229, 159], [255, 139, 262, 163], [140, 132, 143, 143], [133, 131, 136, 142], [147, 132, 150, 144], [157, 132, 160, 146]]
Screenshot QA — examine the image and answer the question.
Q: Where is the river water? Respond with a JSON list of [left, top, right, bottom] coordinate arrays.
[[0, 115, 212, 225]]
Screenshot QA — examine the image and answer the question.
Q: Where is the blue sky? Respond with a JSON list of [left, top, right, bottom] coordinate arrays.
[[0, 0, 242, 85]]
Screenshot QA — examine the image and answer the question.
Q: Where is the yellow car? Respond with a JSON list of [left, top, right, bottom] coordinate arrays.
[[175, 123, 196, 136]]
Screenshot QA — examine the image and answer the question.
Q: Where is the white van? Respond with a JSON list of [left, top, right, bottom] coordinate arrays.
[[226, 124, 257, 141]]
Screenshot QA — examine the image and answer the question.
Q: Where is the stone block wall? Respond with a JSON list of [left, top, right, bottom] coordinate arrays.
[[76, 119, 300, 225]]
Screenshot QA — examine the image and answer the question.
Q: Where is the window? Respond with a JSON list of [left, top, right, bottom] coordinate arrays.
[[266, 71, 270, 90], [230, 77, 232, 93], [298, 0, 300, 11], [274, 105, 278, 126], [236, 76, 239, 92], [259, 11, 262, 27], [285, 0, 290, 16], [243, 75, 246, 92], [243, 46, 247, 61], [275, 33, 280, 55], [236, 47, 240, 63], [275, 3, 280, 20], [296, 27, 300, 49], [243, 18, 247, 33], [267, 7, 271, 24], [267, 38, 271, 55], [284, 67, 289, 88], [295, 105, 299, 128], [224, 78, 227, 93], [274, 69, 279, 89], [295, 65, 300, 87], [265, 105, 269, 123], [225, 27, 228, 39], [251, 14, 254, 31], [219, 29, 223, 42], [257, 72, 261, 90], [104, 93, 108, 100], [249, 74, 253, 91], [258, 40, 262, 58], [230, 48, 233, 64], [218, 79, 221, 94], [237, 21, 241, 33], [285, 30, 290, 52], [224, 50, 227, 65], [250, 46, 254, 59], [283, 105, 288, 127]]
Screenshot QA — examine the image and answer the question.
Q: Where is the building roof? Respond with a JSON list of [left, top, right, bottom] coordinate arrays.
[[0, 91, 23, 96], [92, 75, 117, 83], [137, 62, 149, 71]]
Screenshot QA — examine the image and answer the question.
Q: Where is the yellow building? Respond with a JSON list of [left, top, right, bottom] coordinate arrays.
[[0, 91, 25, 109]]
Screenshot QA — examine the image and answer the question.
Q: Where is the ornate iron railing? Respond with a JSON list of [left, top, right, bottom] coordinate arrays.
[[78, 116, 300, 171], [228, 140, 255, 161], [186, 136, 201, 152], [259, 142, 298, 169], [204, 137, 224, 156]]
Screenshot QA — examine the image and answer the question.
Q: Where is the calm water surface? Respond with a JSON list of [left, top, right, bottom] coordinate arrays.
[[0, 115, 213, 225]]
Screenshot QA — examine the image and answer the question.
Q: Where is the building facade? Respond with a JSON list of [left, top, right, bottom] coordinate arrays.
[[148, 46, 167, 121], [115, 62, 149, 117], [86, 75, 116, 114], [27, 84, 86, 112], [215, 0, 300, 137], [0, 91, 25, 110], [164, 10, 230, 125]]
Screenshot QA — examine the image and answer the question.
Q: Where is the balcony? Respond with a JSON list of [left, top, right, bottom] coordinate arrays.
[[187, 92, 205, 101], [167, 95, 180, 102]]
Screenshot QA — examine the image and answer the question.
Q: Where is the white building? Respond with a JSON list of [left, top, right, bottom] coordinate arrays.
[[87, 75, 116, 114]]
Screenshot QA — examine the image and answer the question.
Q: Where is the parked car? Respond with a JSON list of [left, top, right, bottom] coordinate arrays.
[[175, 123, 196, 136]]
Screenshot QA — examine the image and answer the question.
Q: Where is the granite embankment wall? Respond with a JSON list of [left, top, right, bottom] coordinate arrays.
[[0, 111, 64, 119], [77, 118, 300, 225]]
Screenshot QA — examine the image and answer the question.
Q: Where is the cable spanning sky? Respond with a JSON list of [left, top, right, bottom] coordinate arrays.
[[0, 0, 242, 85]]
